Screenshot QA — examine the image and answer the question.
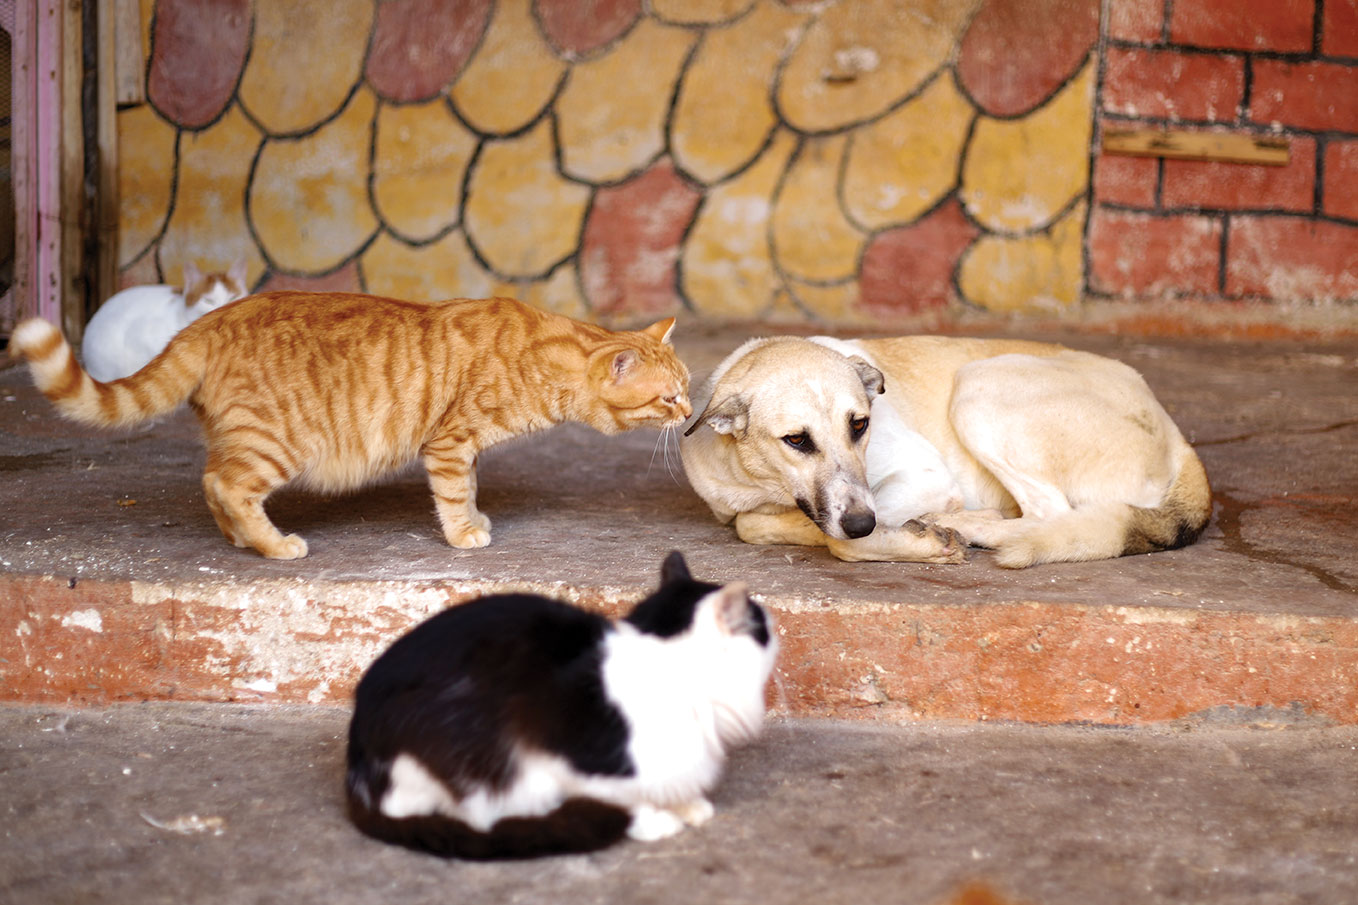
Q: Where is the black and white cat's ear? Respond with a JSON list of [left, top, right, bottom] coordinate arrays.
[[660, 550, 691, 585], [682, 392, 748, 438], [642, 317, 676, 345], [711, 583, 752, 636]]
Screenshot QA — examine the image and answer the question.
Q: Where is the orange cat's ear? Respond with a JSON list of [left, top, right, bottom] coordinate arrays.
[[610, 349, 638, 382], [642, 317, 676, 344]]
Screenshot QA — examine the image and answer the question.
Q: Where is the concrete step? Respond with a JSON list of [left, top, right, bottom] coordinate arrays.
[[2, 328, 1355, 725], [4, 703, 1357, 904]]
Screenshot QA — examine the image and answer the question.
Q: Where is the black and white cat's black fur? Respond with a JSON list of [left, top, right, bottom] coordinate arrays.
[[345, 552, 777, 859]]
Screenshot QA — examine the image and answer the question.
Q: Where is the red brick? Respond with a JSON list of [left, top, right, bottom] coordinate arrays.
[[1088, 207, 1223, 296], [1227, 216, 1358, 300], [1170, 0, 1314, 52], [1107, 0, 1164, 42], [1094, 152, 1159, 208], [1251, 60, 1358, 133], [1323, 0, 1358, 56], [1103, 47, 1244, 122], [1323, 140, 1358, 222], [1161, 134, 1316, 212]]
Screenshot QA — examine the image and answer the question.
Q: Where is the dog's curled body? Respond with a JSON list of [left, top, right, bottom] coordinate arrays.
[[680, 335, 1210, 568]]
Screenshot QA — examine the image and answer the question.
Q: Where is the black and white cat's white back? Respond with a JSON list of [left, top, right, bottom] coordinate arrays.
[[345, 551, 777, 859]]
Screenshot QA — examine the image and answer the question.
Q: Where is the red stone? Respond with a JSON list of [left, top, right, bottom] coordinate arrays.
[[956, 0, 1099, 117], [365, 0, 493, 103], [537, 0, 643, 57], [1227, 216, 1358, 300], [1102, 47, 1244, 122], [256, 261, 361, 295], [1324, 0, 1358, 56], [1088, 207, 1222, 297], [580, 159, 702, 318], [1094, 152, 1158, 208], [1107, 0, 1165, 42], [1161, 135, 1315, 212], [1251, 60, 1358, 134], [1169, 0, 1314, 52], [857, 198, 980, 315], [147, 0, 251, 129], [1323, 140, 1358, 222]]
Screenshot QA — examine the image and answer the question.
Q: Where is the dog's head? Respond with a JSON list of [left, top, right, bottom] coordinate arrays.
[[683, 338, 884, 540]]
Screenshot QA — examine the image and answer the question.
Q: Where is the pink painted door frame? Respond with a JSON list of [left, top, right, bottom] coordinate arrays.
[[4, 0, 64, 334]]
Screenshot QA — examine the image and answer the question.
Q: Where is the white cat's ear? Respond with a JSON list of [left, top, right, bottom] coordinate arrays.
[[610, 349, 638, 382], [683, 392, 748, 438], [181, 261, 201, 289], [711, 583, 751, 637], [643, 317, 676, 345], [227, 257, 249, 287]]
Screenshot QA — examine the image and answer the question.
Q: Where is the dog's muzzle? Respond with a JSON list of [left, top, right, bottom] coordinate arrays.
[[840, 509, 876, 539]]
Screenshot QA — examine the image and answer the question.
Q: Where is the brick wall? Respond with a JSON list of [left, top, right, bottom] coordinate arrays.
[[1091, 0, 1358, 306]]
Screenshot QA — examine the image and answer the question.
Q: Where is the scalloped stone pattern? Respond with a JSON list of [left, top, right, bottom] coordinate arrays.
[[116, 0, 1100, 321]]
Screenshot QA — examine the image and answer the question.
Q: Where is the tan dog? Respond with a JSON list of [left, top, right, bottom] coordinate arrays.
[[679, 335, 1211, 568]]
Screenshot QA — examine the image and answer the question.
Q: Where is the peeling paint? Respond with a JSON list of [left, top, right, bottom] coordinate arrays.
[[59, 610, 104, 633]]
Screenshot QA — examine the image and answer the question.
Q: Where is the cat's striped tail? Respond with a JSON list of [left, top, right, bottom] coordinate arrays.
[[10, 318, 203, 429]]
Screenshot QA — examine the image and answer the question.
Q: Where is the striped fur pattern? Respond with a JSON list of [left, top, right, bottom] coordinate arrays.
[[11, 292, 691, 559]]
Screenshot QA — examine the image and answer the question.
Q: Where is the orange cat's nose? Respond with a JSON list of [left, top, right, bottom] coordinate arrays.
[[677, 397, 693, 420]]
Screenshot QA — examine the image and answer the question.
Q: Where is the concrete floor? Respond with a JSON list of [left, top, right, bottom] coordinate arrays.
[[2, 323, 1357, 902], [2, 703, 1356, 905], [2, 325, 1355, 722]]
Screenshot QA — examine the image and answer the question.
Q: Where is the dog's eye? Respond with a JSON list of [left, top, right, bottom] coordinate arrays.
[[850, 416, 869, 439], [782, 432, 812, 451]]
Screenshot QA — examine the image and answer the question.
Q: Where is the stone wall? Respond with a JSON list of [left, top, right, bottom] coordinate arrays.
[[116, 0, 1356, 328], [1093, 0, 1358, 310]]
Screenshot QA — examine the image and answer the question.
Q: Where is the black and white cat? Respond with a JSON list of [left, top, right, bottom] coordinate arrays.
[[345, 551, 778, 859]]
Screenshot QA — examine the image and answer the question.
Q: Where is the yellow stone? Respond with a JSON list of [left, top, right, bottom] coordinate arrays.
[[492, 265, 588, 321], [361, 229, 494, 302], [557, 18, 695, 184], [250, 87, 380, 275], [843, 71, 974, 229], [785, 278, 864, 323], [237, 0, 372, 136], [777, 0, 978, 134], [771, 134, 865, 283], [117, 105, 176, 267], [682, 129, 797, 318], [464, 118, 591, 278], [961, 59, 1095, 233], [957, 201, 1086, 313], [652, 0, 754, 25], [672, 0, 809, 185], [449, 0, 567, 136], [373, 100, 477, 244], [157, 104, 266, 287]]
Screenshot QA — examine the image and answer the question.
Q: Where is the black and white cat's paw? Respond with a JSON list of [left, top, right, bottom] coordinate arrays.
[[626, 799, 714, 841]]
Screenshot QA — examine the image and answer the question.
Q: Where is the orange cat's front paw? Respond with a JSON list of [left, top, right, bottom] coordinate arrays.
[[447, 525, 491, 549]]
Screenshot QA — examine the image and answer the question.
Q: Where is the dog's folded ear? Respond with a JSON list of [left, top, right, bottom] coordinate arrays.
[[849, 356, 885, 396], [683, 392, 749, 438]]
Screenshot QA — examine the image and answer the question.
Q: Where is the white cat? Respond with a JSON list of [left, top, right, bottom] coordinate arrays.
[[81, 260, 248, 382]]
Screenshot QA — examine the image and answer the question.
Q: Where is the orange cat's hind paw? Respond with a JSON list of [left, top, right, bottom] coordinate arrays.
[[259, 534, 309, 560]]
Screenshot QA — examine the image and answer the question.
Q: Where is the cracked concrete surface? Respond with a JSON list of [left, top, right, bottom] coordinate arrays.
[[2, 704, 1356, 905]]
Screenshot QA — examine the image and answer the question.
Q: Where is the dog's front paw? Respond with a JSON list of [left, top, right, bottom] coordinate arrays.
[[901, 520, 968, 563]]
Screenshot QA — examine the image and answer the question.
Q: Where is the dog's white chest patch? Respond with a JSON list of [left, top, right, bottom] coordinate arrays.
[[866, 396, 964, 524]]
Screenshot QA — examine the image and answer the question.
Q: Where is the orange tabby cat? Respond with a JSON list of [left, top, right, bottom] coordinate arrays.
[[12, 292, 691, 559]]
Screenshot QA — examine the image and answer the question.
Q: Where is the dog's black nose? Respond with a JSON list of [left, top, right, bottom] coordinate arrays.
[[841, 510, 876, 539]]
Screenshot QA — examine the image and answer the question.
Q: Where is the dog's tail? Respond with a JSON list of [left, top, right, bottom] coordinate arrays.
[[10, 318, 205, 429], [992, 446, 1212, 569]]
